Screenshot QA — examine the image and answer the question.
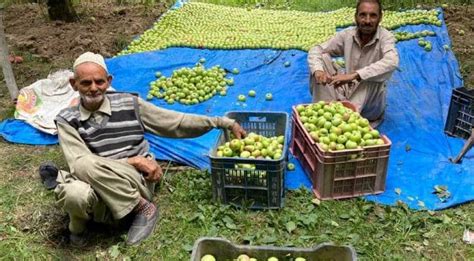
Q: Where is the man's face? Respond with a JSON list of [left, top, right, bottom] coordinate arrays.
[[70, 63, 111, 111], [355, 2, 381, 36]]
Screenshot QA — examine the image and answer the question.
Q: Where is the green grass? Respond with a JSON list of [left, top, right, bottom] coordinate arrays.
[[0, 157, 473, 259]]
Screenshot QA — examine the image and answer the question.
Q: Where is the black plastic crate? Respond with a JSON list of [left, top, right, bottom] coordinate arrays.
[[190, 237, 357, 261], [445, 87, 474, 139], [209, 111, 289, 209]]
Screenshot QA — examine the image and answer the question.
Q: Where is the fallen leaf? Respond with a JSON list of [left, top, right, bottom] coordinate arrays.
[[418, 201, 426, 208], [311, 198, 321, 206], [109, 245, 120, 259], [286, 221, 297, 233]]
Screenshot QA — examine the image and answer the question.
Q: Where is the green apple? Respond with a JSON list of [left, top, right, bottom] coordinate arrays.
[[251, 150, 261, 157], [277, 135, 285, 144], [345, 140, 358, 150], [273, 152, 282, 159], [240, 151, 251, 158], [244, 137, 255, 145], [232, 68, 240, 74], [265, 93, 273, 101], [424, 44, 432, 52], [155, 72, 162, 78], [296, 104, 305, 113], [295, 257, 306, 261], [199, 58, 206, 63], [201, 254, 216, 261], [267, 257, 279, 261], [309, 131, 319, 142], [248, 90, 256, 97], [337, 135, 348, 145], [287, 163, 295, 171], [230, 139, 243, 151], [223, 147, 233, 157], [370, 129, 380, 139], [284, 61, 291, 67], [237, 254, 250, 261], [238, 94, 246, 102], [365, 139, 376, 146], [363, 133, 373, 140], [244, 145, 255, 152]]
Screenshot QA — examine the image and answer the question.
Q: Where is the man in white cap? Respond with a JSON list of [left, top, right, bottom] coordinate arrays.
[[52, 52, 246, 246], [308, 0, 399, 127]]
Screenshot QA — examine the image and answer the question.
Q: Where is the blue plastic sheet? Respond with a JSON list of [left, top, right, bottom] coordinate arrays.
[[0, 119, 58, 145], [0, 10, 471, 210]]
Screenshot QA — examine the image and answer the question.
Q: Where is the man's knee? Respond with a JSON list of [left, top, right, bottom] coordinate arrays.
[[56, 181, 96, 220], [71, 155, 101, 181]]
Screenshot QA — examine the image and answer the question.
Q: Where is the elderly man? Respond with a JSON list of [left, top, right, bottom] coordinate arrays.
[[308, 0, 399, 127], [52, 52, 246, 246]]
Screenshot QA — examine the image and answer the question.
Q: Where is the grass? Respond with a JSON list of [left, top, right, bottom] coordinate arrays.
[[0, 156, 473, 259], [0, 0, 473, 260]]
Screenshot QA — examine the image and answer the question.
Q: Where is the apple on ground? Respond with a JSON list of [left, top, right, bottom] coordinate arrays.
[[265, 93, 273, 101], [287, 163, 295, 171], [200, 254, 216, 261]]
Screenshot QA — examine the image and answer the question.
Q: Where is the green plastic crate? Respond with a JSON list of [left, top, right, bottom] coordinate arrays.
[[190, 237, 357, 261]]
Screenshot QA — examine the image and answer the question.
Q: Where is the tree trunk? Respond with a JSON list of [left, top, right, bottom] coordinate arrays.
[[0, 8, 18, 102], [47, 0, 77, 22]]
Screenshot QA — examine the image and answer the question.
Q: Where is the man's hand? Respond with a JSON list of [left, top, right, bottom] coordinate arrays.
[[127, 156, 163, 182], [329, 72, 360, 88], [230, 122, 246, 139], [314, 70, 333, 85]]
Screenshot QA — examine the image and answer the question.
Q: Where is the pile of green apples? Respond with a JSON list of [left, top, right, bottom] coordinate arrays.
[[216, 132, 285, 160], [118, 3, 442, 55], [201, 254, 306, 261], [383, 9, 441, 30], [296, 101, 385, 152], [146, 61, 236, 105], [394, 30, 436, 42]]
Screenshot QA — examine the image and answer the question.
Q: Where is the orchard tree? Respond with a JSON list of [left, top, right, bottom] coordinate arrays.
[[47, 0, 77, 22]]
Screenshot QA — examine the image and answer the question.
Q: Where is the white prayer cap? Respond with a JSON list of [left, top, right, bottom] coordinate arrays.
[[73, 52, 108, 73]]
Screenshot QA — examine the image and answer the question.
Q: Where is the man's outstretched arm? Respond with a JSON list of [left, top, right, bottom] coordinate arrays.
[[138, 98, 245, 139]]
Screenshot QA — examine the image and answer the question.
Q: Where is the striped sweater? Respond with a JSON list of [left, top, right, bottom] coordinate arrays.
[[56, 92, 149, 159]]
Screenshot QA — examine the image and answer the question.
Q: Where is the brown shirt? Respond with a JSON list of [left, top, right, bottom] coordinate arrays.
[[57, 95, 235, 172], [308, 26, 399, 82]]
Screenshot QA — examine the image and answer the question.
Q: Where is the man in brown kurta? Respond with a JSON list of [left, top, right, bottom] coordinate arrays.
[[53, 52, 246, 246], [308, 0, 399, 127]]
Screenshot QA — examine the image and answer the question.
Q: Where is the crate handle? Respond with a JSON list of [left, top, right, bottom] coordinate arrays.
[[248, 116, 267, 122]]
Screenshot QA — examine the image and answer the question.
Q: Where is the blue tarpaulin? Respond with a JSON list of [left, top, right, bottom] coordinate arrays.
[[0, 9, 471, 210]]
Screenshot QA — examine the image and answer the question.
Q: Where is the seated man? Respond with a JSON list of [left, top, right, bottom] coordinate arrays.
[[308, 0, 399, 127], [52, 52, 246, 246]]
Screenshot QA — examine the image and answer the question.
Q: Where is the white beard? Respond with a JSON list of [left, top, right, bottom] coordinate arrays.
[[80, 92, 104, 110]]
